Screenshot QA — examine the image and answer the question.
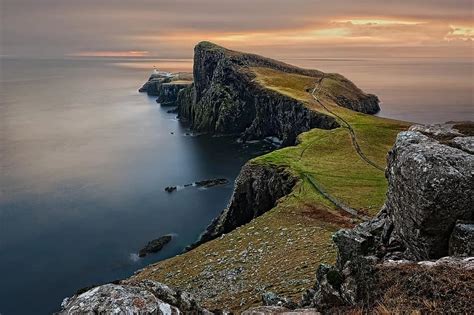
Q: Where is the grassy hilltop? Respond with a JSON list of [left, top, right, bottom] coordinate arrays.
[[130, 43, 410, 311]]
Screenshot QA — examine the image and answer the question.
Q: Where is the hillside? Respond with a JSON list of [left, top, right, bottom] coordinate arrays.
[[128, 43, 410, 311]]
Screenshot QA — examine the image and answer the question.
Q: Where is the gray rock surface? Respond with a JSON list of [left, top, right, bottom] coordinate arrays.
[[59, 280, 211, 314], [262, 291, 298, 309], [58, 283, 179, 314], [385, 129, 473, 259], [449, 221, 474, 257]]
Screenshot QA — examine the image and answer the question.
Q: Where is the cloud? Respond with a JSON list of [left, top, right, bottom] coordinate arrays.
[[1, 0, 472, 58]]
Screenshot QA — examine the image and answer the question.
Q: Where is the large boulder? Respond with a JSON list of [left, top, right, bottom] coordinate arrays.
[[58, 280, 211, 314], [385, 127, 473, 259]]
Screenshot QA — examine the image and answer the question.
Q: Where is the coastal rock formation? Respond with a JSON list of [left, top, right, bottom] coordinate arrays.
[[177, 42, 381, 145], [189, 162, 297, 249], [59, 280, 211, 314], [300, 123, 474, 312], [139, 72, 193, 106], [139, 235, 173, 258]]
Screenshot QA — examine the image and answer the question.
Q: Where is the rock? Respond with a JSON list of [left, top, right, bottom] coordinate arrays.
[[310, 264, 345, 308], [58, 283, 179, 314], [195, 178, 229, 188], [262, 291, 297, 309], [165, 186, 177, 193], [385, 127, 473, 259], [59, 280, 211, 314], [448, 136, 474, 154], [305, 123, 474, 312], [409, 123, 464, 140], [139, 72, 193, 106], [138, 235, 173, 257], [449, 221, 474, 257]]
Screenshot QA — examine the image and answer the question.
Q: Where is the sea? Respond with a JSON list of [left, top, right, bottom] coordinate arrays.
[[0, 56, 472, 314]]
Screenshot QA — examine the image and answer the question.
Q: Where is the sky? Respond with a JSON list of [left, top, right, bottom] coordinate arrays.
[[1, 0, 473, 59]]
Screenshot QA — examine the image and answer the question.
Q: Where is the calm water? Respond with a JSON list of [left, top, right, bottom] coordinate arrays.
[[0, 57, 472, 314]]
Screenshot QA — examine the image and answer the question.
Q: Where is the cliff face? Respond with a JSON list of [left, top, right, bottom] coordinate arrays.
[[178, 42, 380, 145], [189, 163, 297, 249], [139, 72, 193, 106]]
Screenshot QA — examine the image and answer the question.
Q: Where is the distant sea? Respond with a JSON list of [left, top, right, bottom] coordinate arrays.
[[0, 56, 472, 314]]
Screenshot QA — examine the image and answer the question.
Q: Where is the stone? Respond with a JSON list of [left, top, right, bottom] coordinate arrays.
[[138, 235, 173, 257], [58, 284, 179, 314], [385, 129, 473, 259], [449, 221, 474, 257], [195, 178, 229, 188], [165, 186, 177, 193], [262, 291, 297, 309]]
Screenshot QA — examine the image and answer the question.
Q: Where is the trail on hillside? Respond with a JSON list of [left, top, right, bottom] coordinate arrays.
[[311, 77, 385, 172], [297, 77, 384, 219]]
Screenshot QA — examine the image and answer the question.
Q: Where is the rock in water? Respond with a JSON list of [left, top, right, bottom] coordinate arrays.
[[195, 178, 228, 188], [139, 235, 173, 258], [164, 186, 177, 193]]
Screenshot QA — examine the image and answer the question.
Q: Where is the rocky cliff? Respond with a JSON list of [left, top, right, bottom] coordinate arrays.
[[176, 42, 380, 145], [189, 163, 298, 250], [139, 72, 193, 106]]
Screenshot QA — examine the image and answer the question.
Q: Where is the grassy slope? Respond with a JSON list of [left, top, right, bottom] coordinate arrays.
[[130, 66, 410, 311]]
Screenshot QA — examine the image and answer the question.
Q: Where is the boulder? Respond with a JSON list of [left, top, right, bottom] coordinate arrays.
[[262, 291, 298, 309], [449, 221, 474, 257], [58, 284, 179, 314], [385, 128, 473, 259], [59, 280, 211, 314]]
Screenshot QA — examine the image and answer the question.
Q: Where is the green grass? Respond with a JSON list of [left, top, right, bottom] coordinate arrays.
[[131, 64, 410, 311]]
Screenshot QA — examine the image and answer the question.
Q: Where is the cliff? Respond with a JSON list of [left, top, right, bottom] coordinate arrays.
[[176, 42, 380, 145], [139, 72, 193, 106]]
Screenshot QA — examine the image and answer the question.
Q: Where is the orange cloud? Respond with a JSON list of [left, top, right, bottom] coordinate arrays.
[[70, 50, 150, 57]]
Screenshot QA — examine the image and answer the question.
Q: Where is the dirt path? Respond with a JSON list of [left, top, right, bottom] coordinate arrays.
[[297, 77, 384, 219], [311, 77, 385, 172]]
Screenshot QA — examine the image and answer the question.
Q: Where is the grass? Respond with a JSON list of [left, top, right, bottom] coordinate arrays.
[[130, 64, 410, 311]]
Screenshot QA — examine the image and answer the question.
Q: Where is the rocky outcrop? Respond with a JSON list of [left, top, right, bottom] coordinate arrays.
[[299, 123, 474, 312], [177, 42, 383, 145], [449, 221, 474, 257], [139, 235, 173, 258], [139, 72, 193, 106], [189, 163, 297, 249], [157, 82, 193, 106], [58, 280, 211, 314]]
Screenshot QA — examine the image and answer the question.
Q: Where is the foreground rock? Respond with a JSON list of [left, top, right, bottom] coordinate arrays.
[[58, 280, 211, 314], [139, 235, 173, 258], [300, 123, 474, 313]]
